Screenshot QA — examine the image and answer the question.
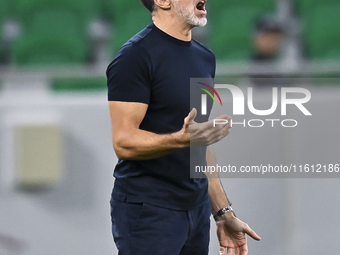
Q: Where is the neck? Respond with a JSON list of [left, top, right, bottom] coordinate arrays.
[[152, 11, 193, 41]]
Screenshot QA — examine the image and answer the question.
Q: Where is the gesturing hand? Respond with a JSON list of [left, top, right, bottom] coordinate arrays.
[[217, 214, 261, 255], [181, 108, 232, 147]]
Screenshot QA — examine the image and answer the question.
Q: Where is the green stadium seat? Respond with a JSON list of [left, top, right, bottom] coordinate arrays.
[[12, 10, 89, 66], [28, 10, 87, 38], [209, 7, 263, 61], [0, 0, 7, 62], [208, 0, 275, 16], [109, 8, 152, 55], [101, 0, 146, 22], [52, 77, 107, 92], [99, 0, 114, 22], [4, 0, 16, 18], [294, 0, 339, 17], [15, 0, 98, 26], [0, 0, 6, 19], [303, 4, 340, 60]]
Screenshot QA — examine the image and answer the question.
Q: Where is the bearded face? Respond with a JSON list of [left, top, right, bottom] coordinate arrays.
[[172, 0, 208, 27]]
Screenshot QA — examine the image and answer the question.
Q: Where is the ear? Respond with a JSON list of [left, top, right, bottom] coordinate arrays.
[[154, 0, 171, 10]]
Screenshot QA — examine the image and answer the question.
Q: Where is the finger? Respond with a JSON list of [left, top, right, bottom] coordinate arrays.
[[226, 247, 233, 255], [222, 121, 232, 132], [220, 121, 231, 137], [189, 108, 197, 122], [243, 223, 261, 241], [239, 244, 249, 255], [184, 114, 191, 127], [217, 114, 232, 123], [219, 246, 226, 255], [184, 109, 196, 127], [234, 247, 240, 255], [218, 114, 231, 120], [216, 115, 232, 129]]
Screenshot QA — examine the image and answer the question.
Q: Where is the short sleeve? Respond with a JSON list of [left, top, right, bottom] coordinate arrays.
[[106, 43, 152, 104]]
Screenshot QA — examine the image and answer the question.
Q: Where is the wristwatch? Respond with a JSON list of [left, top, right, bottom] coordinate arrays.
[[213, 206, 234, 221]]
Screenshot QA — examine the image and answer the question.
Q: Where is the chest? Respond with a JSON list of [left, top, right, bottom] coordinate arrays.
[[149, 50, 214, 112]]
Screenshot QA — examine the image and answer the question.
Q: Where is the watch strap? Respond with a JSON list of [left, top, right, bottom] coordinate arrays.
[[213, 206, 233, 221]]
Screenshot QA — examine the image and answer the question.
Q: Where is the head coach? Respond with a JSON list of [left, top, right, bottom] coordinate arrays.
[[106, 0, 261, 254]]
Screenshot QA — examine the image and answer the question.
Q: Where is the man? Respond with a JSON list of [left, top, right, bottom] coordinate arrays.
[[250, 16, 284, 86], [252, 16, 283, 63], [106, 0, 261, 254]]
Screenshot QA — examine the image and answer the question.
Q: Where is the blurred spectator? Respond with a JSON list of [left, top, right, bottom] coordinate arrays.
[[252, 16, 283, 63], [249, 16, 286, 87]]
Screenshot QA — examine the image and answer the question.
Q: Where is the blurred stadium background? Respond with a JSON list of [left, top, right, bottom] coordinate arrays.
[[0, 0, 340, 254]]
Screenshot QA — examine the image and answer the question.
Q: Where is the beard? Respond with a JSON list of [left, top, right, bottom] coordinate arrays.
[[172, 0, 207, 27]]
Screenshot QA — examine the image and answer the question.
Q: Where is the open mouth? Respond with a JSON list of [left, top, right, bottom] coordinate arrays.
[[196, 0, 207, 13]]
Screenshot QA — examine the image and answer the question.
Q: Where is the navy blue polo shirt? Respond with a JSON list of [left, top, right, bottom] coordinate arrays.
[[106, 23, 215, 210]]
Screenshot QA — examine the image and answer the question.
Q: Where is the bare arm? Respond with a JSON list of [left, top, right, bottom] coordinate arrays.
[[109, 101, 231, 160], [109, 101, 187, 160], [206, 146, 261, 255], [206, 146, 233, 215]]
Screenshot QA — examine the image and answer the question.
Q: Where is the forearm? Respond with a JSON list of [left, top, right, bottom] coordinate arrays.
[[110, 101, 190, 160], [208, 178, 232, 215], [206, 152, 261, 250], [110, 102, 231, 160], [113, 127, 188, 160], [206, 146, 233, 216]]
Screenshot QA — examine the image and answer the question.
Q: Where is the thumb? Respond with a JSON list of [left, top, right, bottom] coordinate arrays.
[[184, 108, 197, 126], [188, 108, 197, 122], [184, 108, 197, 130], [219, 246, 226, 255], [244, 224, 261, 241]]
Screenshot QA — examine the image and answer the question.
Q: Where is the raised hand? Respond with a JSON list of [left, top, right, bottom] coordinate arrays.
[[181, 108, 232, 147]]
